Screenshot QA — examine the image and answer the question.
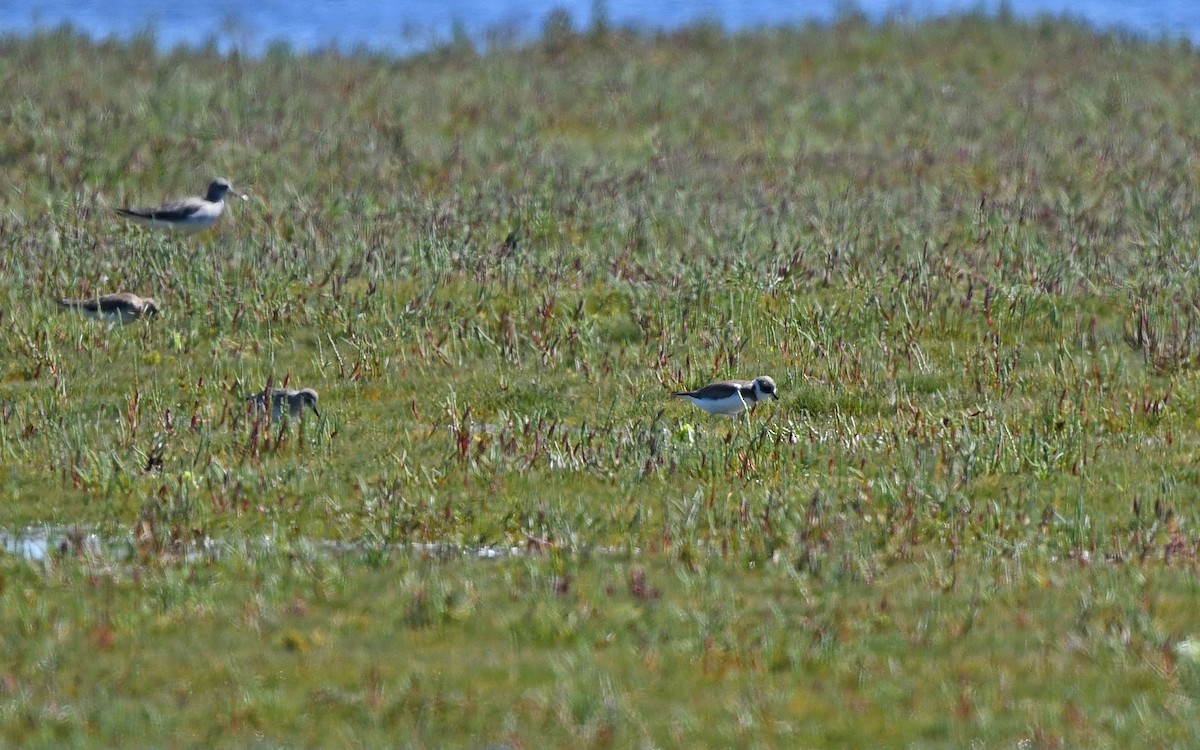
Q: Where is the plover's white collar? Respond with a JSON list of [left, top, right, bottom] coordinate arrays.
[[671, 376, 779, 416], [115, 178, 247, 232], [57, 292, 160, 325], [246, 387, 321, 420]]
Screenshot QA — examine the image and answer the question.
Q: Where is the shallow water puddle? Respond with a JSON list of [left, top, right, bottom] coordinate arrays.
[[0, 525, 534, 563], [1, 526, 103, 561]]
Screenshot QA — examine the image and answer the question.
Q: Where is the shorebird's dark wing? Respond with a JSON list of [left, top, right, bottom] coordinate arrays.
[[98, 293, 146, 314], [116, 197, 205, 222], [247, 388, 290, 404], [58, 293, 141, 316], [675, 381, 748, 400]]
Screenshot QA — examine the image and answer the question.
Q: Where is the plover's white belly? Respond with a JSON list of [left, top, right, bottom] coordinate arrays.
[[683, 392, 750, 416], [132, 211, 220, 232], [76, 308, 137, 325], [103, 310, 139, 325], [274, 398, 306, 420]]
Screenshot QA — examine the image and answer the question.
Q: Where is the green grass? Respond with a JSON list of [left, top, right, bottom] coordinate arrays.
[[2, 11, 1200, 747]]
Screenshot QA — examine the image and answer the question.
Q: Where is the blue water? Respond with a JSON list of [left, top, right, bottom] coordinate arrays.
[[5, 0, 1200, 55]]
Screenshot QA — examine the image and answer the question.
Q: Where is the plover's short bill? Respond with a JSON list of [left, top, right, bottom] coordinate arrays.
[[114, 178, 248, 232], [57, 292, 160, 324], [246, 387, 321, 420], [671, 376, 779, 416]]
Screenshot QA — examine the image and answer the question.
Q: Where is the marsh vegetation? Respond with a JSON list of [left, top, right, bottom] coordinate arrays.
[[2, 13, 1200, 747]]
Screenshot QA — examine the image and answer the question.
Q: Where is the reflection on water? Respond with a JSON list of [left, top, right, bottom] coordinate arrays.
[[1, 529, 51, 561], [0, 525, 530, 563], [1, 526, 101, 561]]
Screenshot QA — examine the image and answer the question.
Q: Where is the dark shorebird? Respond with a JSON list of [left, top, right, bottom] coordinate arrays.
[[246, 388, 321, 421], [114, 178, 247, 232], [671, 376, 779, 416], [57, 292, 160, 324]]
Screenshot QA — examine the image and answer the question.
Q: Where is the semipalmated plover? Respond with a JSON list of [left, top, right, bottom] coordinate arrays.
[[57, 292, 160, 324], [114, 178, 248, 232], [246, 387, 321, 420], [671, 376, 779, 416]]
